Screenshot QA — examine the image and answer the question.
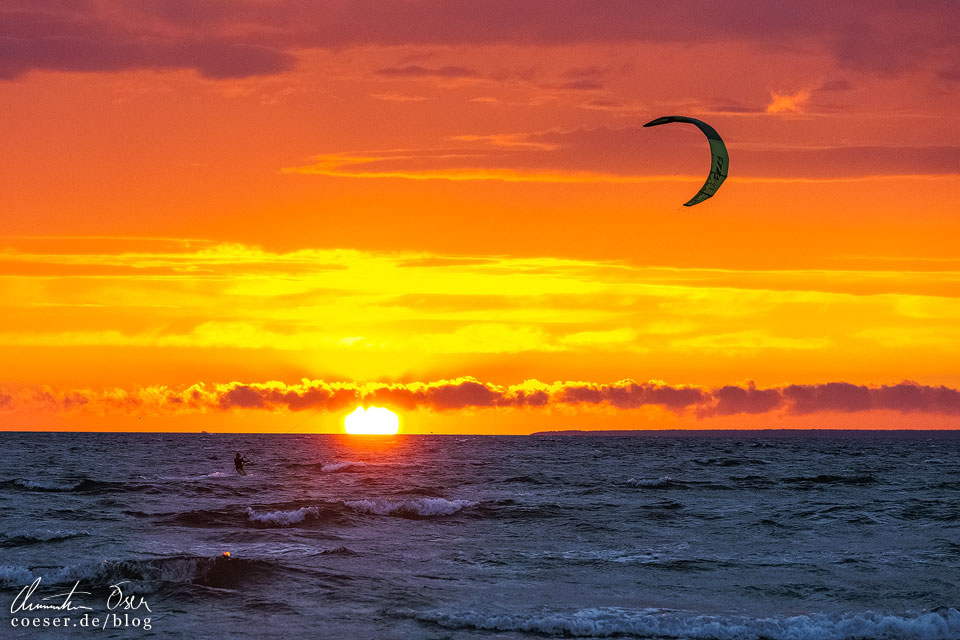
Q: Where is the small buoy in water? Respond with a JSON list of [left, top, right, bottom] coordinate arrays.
[[222, 551, 231, 558]]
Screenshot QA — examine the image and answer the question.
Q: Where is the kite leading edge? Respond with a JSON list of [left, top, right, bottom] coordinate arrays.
[[642, 116, 728, 207]]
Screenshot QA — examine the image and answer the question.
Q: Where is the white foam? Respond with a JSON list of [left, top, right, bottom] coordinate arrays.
[[345, 497, 475, 517], [246, 506, 319, 526], [315, 546, 354, 556], [321, 460, 366, 472], [558, 549, 657, 564], [0, 556, 241, 590], [627, 476, 672, 487], [411, 607, 960, 640], [0, 565, 34, 586], [0, 563, 106, 587], [14, 478, 81, 491]]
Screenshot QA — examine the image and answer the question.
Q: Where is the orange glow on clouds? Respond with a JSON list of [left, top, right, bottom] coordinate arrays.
[[1, 2, 959, 432]]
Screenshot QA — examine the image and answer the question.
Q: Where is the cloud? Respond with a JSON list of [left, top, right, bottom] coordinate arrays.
[[938, 64, 960, 82], [831, 17, 954, 77], [558, 65, 607, 90], [4, 240, 960, 362], [560, 78, 604, 90], [369, 92, 428, 102], [783, 381, 960, 415], [374, 65, 479, 78], [285, 128, 960, 182], [449, 133, 560, 150], [2, 2, 957, 80], [818, 78, 853, 92], [0, 8, 295, 79], [672, 331, 832, 354], [5, 378, 959, 418], [704, 383, 782, 417], [766, 89, 811, 114]]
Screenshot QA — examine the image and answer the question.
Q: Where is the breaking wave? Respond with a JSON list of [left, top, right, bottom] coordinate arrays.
[[0, 555, 278, 591], [344, 498, 475, 518], [408, 606, 960, 639], [4, 478, 154, 494], [246, 506, 320, 526], [321, 460, 367, 472]]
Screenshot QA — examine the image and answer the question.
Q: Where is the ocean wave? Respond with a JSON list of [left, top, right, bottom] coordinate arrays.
[[626, 476, 744, 491], [693, 457, 756, 467], [627, 476, 675, 488], [477, 499, 574, 521], [163, 502, 349, 528], [246, 506, 320, 526], [164, 507, 241, 528], [390, 486, 448, 497], [503, 474, 550, 485], [556, 549, 655, 564], [4, 477, 154, 494], [287, 460, 369, 472], [322, 460, 367, 472], [640, 499, 685, 511], [900, 499, 959, 522], [0, 555, 278, 591], [407, 606, 960, 639], [0, 529, 90, 547], [782, 474, 878, 486], [314, 546, 355, 556], [9, 478, 85, 491], [0, 565, 35, 586], [545, 549, 711, 568], [730, 474, 776, 488], [345, 497, 475, 518]]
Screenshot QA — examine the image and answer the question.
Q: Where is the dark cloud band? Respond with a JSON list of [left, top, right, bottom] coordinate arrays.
[[6, 378, 960, 417]]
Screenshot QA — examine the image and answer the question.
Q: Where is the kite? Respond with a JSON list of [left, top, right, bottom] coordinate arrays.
[[642, 116, 728, 206]]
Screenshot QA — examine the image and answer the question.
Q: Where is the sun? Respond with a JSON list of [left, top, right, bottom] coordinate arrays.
[[343, 406, 400, 435]]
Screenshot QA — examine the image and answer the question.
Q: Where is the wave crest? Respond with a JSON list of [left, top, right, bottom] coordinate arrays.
[[322, 460, 367, 472], [345, 498, 475, 518], [246, 506, 320, 526], [0, 555, 276, 591], [1, 529, 90, 547], [408, 606, 960, 640], [783, 474, 878, 486]]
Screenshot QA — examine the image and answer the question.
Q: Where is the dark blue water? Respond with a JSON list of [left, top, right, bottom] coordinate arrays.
[[1, 432, 959, 639]]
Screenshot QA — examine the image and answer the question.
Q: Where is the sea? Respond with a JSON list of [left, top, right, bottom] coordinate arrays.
[[1, 431, 959, 639]]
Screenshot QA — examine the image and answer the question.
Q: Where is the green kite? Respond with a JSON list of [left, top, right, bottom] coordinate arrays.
[[642, 116, 728, 207]]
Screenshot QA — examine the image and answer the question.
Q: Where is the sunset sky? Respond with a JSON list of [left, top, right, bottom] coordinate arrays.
[[1, 1, 959, 432]]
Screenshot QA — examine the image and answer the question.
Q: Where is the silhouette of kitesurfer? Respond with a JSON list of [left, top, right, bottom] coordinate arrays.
[[234, 452, 249, 475]]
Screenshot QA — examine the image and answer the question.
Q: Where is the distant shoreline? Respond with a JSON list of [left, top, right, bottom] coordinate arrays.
[[531, 429, 960, 438]]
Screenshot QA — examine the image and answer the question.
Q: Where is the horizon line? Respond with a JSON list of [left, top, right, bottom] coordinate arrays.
[[3, 428, 960, 436]]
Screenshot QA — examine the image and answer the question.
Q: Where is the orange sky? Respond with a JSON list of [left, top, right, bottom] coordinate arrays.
[[1, 1, 959, 432]]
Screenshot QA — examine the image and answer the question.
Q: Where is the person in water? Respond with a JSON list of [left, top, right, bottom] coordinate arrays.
[[234, 452, 249, 474]]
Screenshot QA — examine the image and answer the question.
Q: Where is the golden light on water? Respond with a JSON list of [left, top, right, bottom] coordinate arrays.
[[343, 406, 400, 435]]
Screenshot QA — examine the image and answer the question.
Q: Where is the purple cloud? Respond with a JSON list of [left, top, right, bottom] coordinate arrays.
[[5, 378, 960, 418], [1, 2, 956, 80], [375, 65, 479, 78]]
